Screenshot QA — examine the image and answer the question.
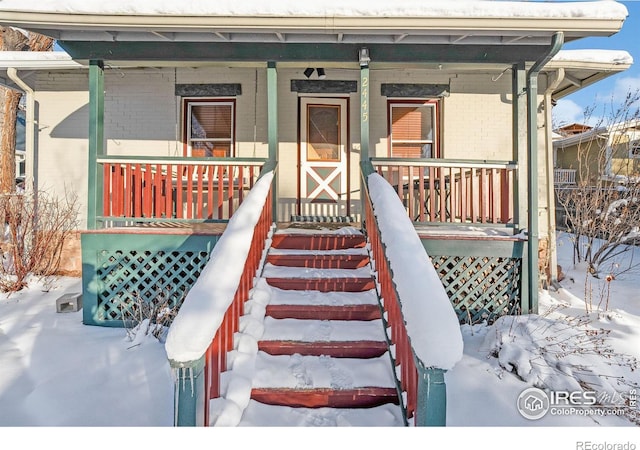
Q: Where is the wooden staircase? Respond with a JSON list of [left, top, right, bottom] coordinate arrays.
[[238, 226, 405, 426]]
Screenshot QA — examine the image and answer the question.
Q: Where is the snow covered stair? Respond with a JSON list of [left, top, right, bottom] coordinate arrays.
[[239, 226, 404, 426]]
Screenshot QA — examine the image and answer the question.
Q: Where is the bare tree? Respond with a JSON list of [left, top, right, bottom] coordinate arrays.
[[0, 189, 79, 292], [556, 90, 640, 292], [0, 27, 53, 194]]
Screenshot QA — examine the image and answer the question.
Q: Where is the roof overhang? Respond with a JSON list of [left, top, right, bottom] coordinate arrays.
[[0, 1, 628, 63], [545, 50, 633, 99]]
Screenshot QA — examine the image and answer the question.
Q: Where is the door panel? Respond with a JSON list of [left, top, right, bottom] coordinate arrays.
[[299, 98, 348, 217]]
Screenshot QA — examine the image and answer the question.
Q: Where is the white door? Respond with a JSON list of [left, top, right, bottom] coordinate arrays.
[[299, 97, 349, 217]]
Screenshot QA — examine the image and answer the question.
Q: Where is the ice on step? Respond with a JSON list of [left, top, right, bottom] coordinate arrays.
[[253, 353, 396, 389], [267, 284, 379, 306], [239, 400, 404, 427], [262, 263, 372, 279], [261, 317, 387, 342]]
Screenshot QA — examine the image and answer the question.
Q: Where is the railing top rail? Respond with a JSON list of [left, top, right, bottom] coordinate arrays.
[[97, 155, 268, 166], [360, 163, 463, 370], [164, 167, 275, 365], [371, 157, 517, 170]]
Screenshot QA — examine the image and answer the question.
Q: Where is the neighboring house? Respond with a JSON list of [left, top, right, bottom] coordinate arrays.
[[554, 120, 640, 186], [0, 1, 633, 326]]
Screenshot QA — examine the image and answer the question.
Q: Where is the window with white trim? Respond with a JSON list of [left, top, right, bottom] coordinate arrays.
[[388, 100, 439, 158], [629, 139, 640, 158], [184, 99, 235, 157]]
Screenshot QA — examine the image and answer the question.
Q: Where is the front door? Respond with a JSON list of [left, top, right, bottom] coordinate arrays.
[[299, 97, 349, 217]]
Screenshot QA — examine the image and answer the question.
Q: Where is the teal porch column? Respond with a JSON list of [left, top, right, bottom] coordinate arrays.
[[267, 61, 278, 220], [88, 60, 105, 230], [172, 357, 207, 426], [359, 54, 370, 162]]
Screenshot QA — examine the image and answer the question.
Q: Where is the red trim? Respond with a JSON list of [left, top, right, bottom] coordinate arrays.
[[265, 277, 376, 293], [251, 387, 399, 409], [265, 304, 381, 321], [266, 253, 369, 269], [271, 233, 366, 250], [258, 340, 388, 358]]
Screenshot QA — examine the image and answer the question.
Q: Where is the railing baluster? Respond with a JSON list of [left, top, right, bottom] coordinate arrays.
[[98, 159, 265, 223], [371, 159, 515, 226]]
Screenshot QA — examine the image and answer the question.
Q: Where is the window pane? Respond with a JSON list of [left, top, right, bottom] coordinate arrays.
[[191, 104, 232, 140], [391, 104, 435, 158], [191, 141, 231, 157], [307, 105, 340, 161]]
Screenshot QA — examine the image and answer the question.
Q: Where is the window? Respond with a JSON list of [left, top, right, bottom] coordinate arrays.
[[184, 99, 235, 157], [388, 100, 438, 158], [630, 140, 640, 158]]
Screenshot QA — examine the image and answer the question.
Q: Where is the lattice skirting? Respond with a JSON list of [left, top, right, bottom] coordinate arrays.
[[82, 232, 220, 326], [96, 249, 209, 322], [430, 254, 522, 324]]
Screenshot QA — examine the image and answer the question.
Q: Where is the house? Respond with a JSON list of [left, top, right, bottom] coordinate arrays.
[[0, 1, 632, 324], [554, 119, 640, 186], [0, 0, 634, 428]]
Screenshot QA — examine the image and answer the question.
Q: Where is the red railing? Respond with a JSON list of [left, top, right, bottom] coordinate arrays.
[[201, 179, 273, 425], [372, 159, 516, 224], [363, 183, 420, 422], [99, 157, 266, 222]]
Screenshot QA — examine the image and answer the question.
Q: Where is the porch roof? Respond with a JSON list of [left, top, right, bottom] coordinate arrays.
[[0, 1, 627, 50]]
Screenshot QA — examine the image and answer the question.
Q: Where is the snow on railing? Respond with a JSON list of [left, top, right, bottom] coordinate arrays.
[[362, 166, 463, 425], [165, 166, 275, 426]]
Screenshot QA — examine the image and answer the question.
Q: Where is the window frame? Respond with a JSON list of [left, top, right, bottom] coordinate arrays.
[[182, 98, 236, 157], [387, 99, 440, 158], [629, 139, 640, 159]]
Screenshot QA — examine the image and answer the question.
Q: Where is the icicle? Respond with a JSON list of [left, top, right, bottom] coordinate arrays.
[[174, 375, 180, 426]]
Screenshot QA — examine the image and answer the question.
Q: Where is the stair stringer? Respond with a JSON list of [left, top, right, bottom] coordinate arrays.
[[364, 235, 410, 427]]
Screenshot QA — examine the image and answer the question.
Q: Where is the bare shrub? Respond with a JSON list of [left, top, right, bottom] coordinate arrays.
[[122, 289, 184, 345], [556, 90, 640, 306], [0, 189, 79, 292]]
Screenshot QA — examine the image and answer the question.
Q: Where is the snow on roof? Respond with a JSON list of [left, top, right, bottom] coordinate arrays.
[[552, 49, 634, 65], [0, 0, 629, 19]]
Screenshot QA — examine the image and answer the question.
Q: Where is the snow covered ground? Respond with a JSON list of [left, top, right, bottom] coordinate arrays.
[[1, 230, 639, 448]]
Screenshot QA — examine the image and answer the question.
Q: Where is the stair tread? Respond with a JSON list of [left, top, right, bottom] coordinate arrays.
[[268, 247, 369, 255], [262, 263, 372, 278], [266, 277, 376, 293], [265, 304, 382, 321], [271, 234, 366, 250], [266, 254, 370, 269], [267, 285, 379, 306], [261, 317, 386, 342], [238, 400, 404, 427], [258, 340, 389, 358], [252, 352, 397, 390], [250, 387, 400, 409]]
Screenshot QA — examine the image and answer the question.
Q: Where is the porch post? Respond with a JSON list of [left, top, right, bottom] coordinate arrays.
[[526, 32, 564, 314], [360, 60, 370, 162], [512, 62, 529, 314], [512, 62, 527, 230], [88, 60, 105, 230], [267, 61, 278, 220]]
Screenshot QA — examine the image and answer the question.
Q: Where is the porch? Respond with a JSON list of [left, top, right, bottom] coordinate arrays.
[[82, 155, 529, 327]]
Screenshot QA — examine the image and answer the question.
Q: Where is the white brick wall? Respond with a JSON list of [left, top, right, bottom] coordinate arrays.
[[32, 66, 551, 231]]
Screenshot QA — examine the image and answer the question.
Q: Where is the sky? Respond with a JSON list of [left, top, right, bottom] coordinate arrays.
[[2, 172, 640, 448], [553, 0, 640, 126]]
